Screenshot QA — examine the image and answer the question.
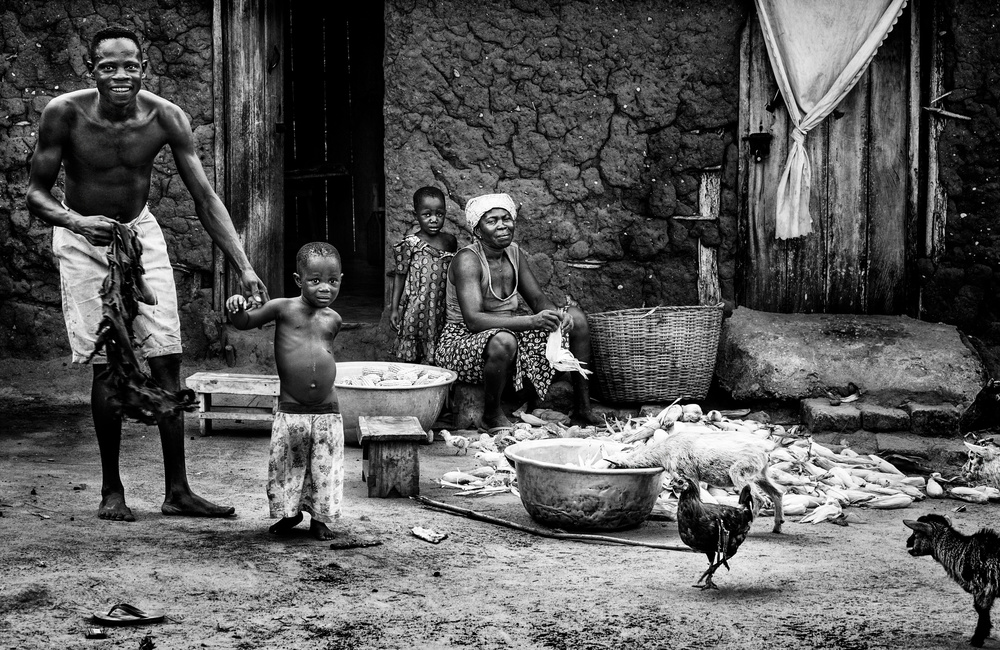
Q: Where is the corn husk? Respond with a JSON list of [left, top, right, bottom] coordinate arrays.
[[545, 328, 592, 376], [864, 494, 914, 509], [949, 487, 990, 503]]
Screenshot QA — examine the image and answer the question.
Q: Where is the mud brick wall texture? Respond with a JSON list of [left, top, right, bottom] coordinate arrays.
[[1, 0, 998, 362], [919, 2, 1000, 343], [384, 0, 747, 318], [0, 0, 217, 359]]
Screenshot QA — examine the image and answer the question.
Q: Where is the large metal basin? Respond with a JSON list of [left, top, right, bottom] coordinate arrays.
[[504, 438, 664, 531], [336, 362, 457, 445]]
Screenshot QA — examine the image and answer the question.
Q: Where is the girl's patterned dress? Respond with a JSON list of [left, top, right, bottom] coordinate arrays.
[[390, 234, 454, 363]]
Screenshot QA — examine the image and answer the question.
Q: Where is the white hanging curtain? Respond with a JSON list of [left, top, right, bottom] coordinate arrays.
[[755, 0, 908, 239]]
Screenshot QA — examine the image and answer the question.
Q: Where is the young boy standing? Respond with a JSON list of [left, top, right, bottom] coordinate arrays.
[[227, 242, 345, 540]]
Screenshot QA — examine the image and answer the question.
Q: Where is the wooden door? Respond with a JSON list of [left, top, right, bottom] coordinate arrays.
[[738, 9, 919, 314], [282, 4, 385, 308], [218, 0, 285, 298]]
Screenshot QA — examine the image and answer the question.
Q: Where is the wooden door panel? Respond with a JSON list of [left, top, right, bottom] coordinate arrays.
[[868, 21, 910, 314], [222, 0, 285, 297], [739, 10, 912, 315], [826, 74, 869, 313]]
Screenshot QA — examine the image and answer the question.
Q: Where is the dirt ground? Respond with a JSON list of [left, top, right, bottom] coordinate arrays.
[[1, 357, 997, 650]]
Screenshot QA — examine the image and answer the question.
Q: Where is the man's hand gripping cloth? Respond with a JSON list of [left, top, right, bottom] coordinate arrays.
[[85, 223, 196, 423]]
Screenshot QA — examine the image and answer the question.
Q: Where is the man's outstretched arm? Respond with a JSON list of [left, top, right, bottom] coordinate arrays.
[[164, 102, 270, 304]]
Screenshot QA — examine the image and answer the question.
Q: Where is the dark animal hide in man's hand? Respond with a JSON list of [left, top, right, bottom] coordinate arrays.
[[85, 223, 197, 424]]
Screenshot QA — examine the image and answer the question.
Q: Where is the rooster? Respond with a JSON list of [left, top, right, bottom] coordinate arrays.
[[672, 476, 754, 590]]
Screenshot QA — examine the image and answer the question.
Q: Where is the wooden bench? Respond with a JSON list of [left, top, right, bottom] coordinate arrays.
[[184, 372, 279, 436], [358, 416, 426, 498]]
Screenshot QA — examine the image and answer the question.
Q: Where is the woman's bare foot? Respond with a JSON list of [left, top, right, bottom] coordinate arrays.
[[161, 491, 236, 518], [572, 408, 606, 426], [482, 410, 513, 432], [98, 492, 136, 522], [311, 520, 335, 541], [269, 513, 303, 535]]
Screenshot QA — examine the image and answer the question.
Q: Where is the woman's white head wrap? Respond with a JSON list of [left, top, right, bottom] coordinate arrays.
[[465, 193, 518, 230]]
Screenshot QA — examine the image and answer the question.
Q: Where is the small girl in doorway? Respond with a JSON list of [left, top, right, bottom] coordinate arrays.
[[388, 186, 458, 364]]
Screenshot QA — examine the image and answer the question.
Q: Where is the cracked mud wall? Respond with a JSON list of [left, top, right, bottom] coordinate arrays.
[[383, 0, 749, 316], [918, 2, 1000, 350], [0, 0, 217, 359]]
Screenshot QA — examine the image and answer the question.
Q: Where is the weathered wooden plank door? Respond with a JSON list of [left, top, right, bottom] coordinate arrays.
[[738, 8, 918, 315], [219, 0, 285, 298]]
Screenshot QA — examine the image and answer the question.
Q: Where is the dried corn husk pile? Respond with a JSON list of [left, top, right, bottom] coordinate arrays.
[[339, 364, 451, 387], [601, 403, 1000, 525], [435, 402, 1000, 522]]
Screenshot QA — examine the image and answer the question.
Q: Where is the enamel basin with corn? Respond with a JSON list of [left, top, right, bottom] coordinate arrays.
[[504, 438, 664, 531]]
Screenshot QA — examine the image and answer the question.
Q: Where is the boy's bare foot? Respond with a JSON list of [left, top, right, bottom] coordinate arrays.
[[98, 492, 136, 522], [311, 520, 335, 541], [269, 513, 303, 535], [161, 491, 236, 518]]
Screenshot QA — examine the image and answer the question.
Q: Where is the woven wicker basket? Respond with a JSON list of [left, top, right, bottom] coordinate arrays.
[[587, 304, 724, 403]]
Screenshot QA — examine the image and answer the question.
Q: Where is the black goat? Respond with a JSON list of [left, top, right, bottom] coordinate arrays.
[[904, 514, 1000, 647]]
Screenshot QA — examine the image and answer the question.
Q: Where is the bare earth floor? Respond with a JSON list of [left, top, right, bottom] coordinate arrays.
[[0, 359, 996, 650]]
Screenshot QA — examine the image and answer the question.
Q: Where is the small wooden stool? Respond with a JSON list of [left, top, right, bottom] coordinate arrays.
[[358, 416, 427, 498]]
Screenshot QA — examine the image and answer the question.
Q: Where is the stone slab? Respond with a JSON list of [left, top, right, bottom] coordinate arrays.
[[875, 433, 969, 467], [859, 404, 910, 432], [904, 402, 962, 437], [801, 398, 861, 433], [716, 308, 987, 411]]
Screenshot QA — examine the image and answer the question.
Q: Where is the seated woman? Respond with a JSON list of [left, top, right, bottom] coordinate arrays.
[[435, 193, 603, 433]]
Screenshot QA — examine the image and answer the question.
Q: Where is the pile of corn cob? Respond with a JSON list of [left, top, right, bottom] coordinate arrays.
[[608, 403, 1000, 523], [433, 403, 1000, 519], [338, 364, 450, 387]]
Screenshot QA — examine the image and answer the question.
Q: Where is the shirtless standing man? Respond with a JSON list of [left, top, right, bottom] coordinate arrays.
[[26, 26, 269, 521]]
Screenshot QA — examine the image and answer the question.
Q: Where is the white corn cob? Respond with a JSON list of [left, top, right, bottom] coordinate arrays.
[[865, 494, 914, 509], [975, 486, 1000, 501], [771, 468, 814, 486], [820, 487, 851, 506], [809, 440, 842, 461], [830, 466, 862, 489], [841, 489, 876, 504], [783, 501, 808, 516], [890, 483, 926, 500], [860, 482, 902, 496], [949, 487, 990, 504], [784, 493, 825, 509], [925, 474, 945, 498], [868, 454, 905, 475], [897, 476, 926, 488], [378, 379, 415, 387]]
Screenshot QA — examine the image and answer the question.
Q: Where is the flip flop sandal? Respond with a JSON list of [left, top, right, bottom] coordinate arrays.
[[91, 603, 165, 626]]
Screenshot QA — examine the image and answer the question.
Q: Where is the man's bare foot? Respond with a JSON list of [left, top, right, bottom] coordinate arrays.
[[269, 513, 303, 535], [98, 492, 136, 522], [311, 520, 335, 541], [161, 491, 236, 518]]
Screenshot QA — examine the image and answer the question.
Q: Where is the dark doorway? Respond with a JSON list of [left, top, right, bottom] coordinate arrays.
[[282, 4, 385, 321]]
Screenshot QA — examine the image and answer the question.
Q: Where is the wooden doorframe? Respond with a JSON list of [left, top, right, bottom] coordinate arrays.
[[736, 0, 943, 316], [210, 0, 285, 310]]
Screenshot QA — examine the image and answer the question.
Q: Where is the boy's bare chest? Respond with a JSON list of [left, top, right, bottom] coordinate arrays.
[[68, 118, 167, 170], [283, 310, 337, 342]]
